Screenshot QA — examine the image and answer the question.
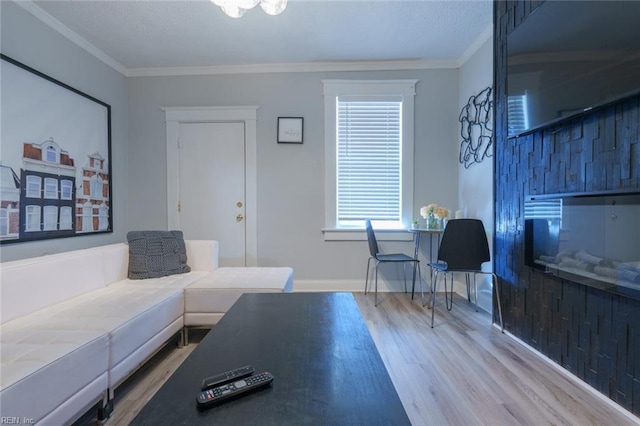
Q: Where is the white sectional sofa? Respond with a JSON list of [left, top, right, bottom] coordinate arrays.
[[0, 239, 293, 425]]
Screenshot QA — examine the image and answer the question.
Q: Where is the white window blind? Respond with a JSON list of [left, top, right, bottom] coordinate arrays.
[[507, 94, 529, 136], [43, 206, 58, 231], [524, 199, 563, 220], [337, 98, 402, 226], [60, 206, 73, 230], [25, 205, 41, 232]]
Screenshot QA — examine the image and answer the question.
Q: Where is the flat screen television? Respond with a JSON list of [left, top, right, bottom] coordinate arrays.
[[507, 1, 640, 138], [524, 190, 640, 299]]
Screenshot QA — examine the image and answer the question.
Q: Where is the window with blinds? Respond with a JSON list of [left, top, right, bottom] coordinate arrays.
[[322, 79, 416, 237], [507, 94, 529, 137], [524, 198, 563, 221], [337, 98, 402, 227]]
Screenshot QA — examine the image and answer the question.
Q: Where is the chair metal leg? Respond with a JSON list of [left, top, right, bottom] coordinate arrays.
[[402, 264, 408, 293], [408, 261, 416, 300], [424, 269, 431, 308], [425, 268, 436, 308], [364, 257, 374, 294], [465, 273, 471, 302], [406, 261, 421, 300], [473, 273, 479, 312], [374, 262, 379, 307], [430, 270, 440, 327], [417, 263, 425, 306], [444, 273, 453, 311], [411, 261, 418, 299]]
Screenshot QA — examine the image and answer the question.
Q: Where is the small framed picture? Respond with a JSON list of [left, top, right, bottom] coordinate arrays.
[[278, 117, 304, 144]]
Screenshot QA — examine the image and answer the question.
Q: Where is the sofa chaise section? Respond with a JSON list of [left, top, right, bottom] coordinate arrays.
[[184, 266, 294, 328]]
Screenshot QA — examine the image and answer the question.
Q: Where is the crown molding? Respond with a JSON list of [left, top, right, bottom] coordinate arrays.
[[457, 24, 493, 67], [15, 1, 127, 75], [18, 0, 489, 78], [126, 59, 458, 77]]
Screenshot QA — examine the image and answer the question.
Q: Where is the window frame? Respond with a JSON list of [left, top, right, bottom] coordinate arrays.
[[60, 180, 73, 200], [0, 208, 7, 236], [82, 202, 93, 232], [45, 145, 58, 163], [26, 175, 41, 198], [59, 206, 73, 230], [44, 177, 58, 199], [90, 175, 103, 198], [25, 205, 41, 232], [322, 79, 417, 241], [507, 94, 529, 137], [98, 203, 109, 231], [43, 205, 58, 231]]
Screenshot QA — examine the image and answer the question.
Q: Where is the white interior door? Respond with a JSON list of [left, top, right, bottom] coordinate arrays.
[[178, 122, 246, 266]]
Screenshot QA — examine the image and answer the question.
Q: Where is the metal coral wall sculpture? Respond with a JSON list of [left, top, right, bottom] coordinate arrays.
[[458, 86, 493, 168]]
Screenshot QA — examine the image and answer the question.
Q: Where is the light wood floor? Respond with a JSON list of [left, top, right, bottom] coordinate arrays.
[[356, 292, 638, 426], [83, 292, 639, 426]]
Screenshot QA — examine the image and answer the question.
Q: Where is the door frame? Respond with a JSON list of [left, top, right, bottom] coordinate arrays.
[[163, 106, 258, 266]]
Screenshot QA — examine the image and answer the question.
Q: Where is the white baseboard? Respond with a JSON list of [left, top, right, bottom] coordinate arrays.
[[293, 279, 429, 294], [293, 279, 492, 313]]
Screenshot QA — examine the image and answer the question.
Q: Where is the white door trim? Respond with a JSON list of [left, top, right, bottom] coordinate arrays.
[[163, 106, 258, 266]]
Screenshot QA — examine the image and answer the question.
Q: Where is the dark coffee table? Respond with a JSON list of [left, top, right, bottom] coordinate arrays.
[[130, 292, 410, 425]]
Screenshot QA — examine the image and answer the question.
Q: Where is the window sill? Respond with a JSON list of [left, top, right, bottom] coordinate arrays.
[[322, 228, 414, 242]]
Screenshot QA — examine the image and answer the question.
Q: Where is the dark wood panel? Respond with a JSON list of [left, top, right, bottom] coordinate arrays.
[[494, 0, 640, 415]]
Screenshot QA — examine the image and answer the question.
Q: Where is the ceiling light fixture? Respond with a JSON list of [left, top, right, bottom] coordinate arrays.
[[211, 0, 287, 18]]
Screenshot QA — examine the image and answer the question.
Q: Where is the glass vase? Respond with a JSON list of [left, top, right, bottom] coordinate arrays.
[[426, 213, 442, 229]]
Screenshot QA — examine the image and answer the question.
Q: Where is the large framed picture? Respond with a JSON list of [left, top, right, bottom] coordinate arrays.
[[0, 54, 113, 244]]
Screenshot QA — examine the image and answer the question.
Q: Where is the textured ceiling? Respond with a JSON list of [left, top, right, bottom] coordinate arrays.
[[31, 0, 493, 72]]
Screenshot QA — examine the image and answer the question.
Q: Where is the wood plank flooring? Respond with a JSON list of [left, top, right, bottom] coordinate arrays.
[[356, 292, 639, 425], [83, 293, 639, 426]]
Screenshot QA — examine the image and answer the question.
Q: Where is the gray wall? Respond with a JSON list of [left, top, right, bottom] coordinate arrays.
[[457, 37, 494, 311], [1, 1, 471, 288], [0, 2, 129, 261], [126, 70, 459, 284]]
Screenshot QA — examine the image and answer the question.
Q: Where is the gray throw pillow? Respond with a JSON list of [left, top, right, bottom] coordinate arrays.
[[127, 230, 191, 279]]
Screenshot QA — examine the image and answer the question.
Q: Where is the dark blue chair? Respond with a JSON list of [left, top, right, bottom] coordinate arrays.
[[427, 219, 504, 331], [365, 219, 423, 306]]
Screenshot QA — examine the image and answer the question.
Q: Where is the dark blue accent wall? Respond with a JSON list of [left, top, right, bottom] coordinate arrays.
[[494, 0, 640, 414]]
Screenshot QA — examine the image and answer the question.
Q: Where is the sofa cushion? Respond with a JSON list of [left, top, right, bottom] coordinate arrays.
[[127, 230, 191, 279], [22, 285, 186, 369], [185, 267, 294, 321], [0, 325, 108, 423], [0, 247, 108, 323]]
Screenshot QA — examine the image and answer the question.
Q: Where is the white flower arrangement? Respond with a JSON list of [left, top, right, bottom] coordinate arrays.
[[420, 203, 449, 219]]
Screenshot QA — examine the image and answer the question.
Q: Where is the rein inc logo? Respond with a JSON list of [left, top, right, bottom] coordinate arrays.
[[0, 418, 34, 425]]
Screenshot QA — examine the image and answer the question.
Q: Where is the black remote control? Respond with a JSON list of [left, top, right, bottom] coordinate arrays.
[[196, 372, 274, 408], [201, 365, 255, 390]]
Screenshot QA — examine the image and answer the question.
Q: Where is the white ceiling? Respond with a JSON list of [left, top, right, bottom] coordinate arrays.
[[25, 0, 493, 76]]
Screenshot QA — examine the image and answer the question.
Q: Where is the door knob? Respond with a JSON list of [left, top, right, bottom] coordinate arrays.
[[236, 213, 244, 222], [237, 201, 243, 208]]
